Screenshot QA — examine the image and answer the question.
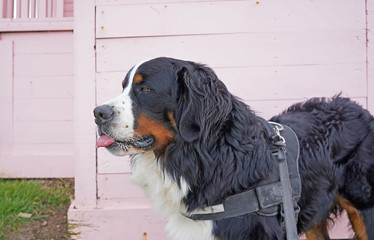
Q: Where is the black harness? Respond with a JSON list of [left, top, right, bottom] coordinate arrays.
[[184, 118, 301, 239]]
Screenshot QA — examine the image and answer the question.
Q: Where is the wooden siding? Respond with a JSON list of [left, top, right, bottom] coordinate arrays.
[[70, 0, 373, 239], [0, 31, 74, 178]]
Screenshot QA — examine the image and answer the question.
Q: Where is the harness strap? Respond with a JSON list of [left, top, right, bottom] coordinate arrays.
[[276, 147, 299, 239], [185, 178, 301, 221], [184, 118, 301, 240]]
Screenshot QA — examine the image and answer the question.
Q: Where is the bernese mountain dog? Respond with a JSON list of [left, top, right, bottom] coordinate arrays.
[[94, 57, 374, 240]]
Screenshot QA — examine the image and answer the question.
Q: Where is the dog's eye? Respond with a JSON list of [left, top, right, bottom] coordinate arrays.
[[140, 87, 152, 92]]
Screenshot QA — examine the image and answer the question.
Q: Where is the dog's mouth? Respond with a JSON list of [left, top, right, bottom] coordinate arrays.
[[96, 134, 155, 150]]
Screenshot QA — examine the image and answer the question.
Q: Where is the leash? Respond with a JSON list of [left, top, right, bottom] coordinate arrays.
[[271, 123, 299, 240], [184, 118, 301, 239]]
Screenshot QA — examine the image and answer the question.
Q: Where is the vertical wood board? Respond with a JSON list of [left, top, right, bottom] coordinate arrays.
[[73, 0, 97, 208], [0, 40, 13, 155]]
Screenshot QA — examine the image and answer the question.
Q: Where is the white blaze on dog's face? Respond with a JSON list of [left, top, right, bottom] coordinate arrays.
[[94, 59, 178, 156]]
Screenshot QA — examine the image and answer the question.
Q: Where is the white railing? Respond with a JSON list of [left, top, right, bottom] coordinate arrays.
[[1, 0, 64, 19], [0, 0, 73, 31]]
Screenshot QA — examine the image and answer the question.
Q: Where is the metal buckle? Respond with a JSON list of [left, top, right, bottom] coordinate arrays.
[[269, 122, 286, 147]]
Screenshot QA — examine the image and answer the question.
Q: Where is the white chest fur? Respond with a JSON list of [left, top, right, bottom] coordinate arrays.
[[130, 152, 215, 240]]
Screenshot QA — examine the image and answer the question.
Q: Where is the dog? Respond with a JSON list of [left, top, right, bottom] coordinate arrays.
[[94, 57, 374, 240]]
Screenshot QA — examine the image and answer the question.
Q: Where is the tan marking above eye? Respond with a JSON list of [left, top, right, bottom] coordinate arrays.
[[134, 74, 143, 83], [122, 79, 126, 88]]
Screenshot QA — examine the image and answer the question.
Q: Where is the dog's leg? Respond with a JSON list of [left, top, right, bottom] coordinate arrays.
[[359, 207, 374, 239], [305, 221, 330, 240], [337, 194, 368, 240]]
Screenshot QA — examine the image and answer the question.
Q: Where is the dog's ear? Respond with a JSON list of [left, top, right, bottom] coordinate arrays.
[[175, 67, 201, 142], [174, 65, 231, 142]]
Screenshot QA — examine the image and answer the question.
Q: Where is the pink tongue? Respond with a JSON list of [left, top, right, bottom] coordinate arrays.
[[97, 135, 116, 148]]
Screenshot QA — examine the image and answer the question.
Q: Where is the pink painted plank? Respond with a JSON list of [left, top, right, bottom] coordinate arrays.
[[63, 0, 73, 17], [13, 121, 73, 144], [0, 0, 4, 18], [68, 204, 167, 240], [96, 30, 366, 73], [96, 72, 126, 103], [2, 31, 73, 54], [216, 64, 367, 101], [5, 0, 13, 18], [97, 148, 132, 174], [97, 197, 152, 209], [0, 40, 13, 155], [96, 0, 365, 38], [97, 174, 146, 199], [12, 143, 74, 155], [0, 18, 74, 31], [0, 154, 74, 178], [96, 0, 227, 6], [46, 0, 52, 17], [55, 0, 63, 17], [14, 76, 73, 99], [13, 99, 73, 121], [368, 0, 374, 114], [37, 0, 47, 18], [20, 0, 28, 18], [73, 0, 98, 208], [14, 53, 73, 77]]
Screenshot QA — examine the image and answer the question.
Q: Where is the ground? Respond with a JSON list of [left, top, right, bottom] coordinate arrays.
[[5, 206, 70, 240], [3, 179, 73, 240]]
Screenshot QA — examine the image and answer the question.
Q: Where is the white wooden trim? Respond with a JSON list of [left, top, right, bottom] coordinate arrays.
[[73, 0, 97, 209], [0, 17, 73, 31], [14, 0, 20, 18], [29, 0, 36, 18]]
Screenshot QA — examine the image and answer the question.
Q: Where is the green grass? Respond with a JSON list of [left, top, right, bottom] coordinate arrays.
[[0, 179, 73, 239]]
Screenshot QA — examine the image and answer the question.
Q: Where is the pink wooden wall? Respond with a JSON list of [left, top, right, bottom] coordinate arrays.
[[0, 0, 74, 178], [69, 0, 374, 239]]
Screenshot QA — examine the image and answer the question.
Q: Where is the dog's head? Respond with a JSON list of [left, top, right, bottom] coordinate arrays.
[[94, 57, 232, 157]]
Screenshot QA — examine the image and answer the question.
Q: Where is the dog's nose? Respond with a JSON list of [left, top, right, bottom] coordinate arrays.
[[94, 105, 115, 125]]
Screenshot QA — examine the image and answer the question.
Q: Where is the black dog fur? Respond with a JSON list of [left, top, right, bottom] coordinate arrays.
[[97, 57, 374, 239]]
